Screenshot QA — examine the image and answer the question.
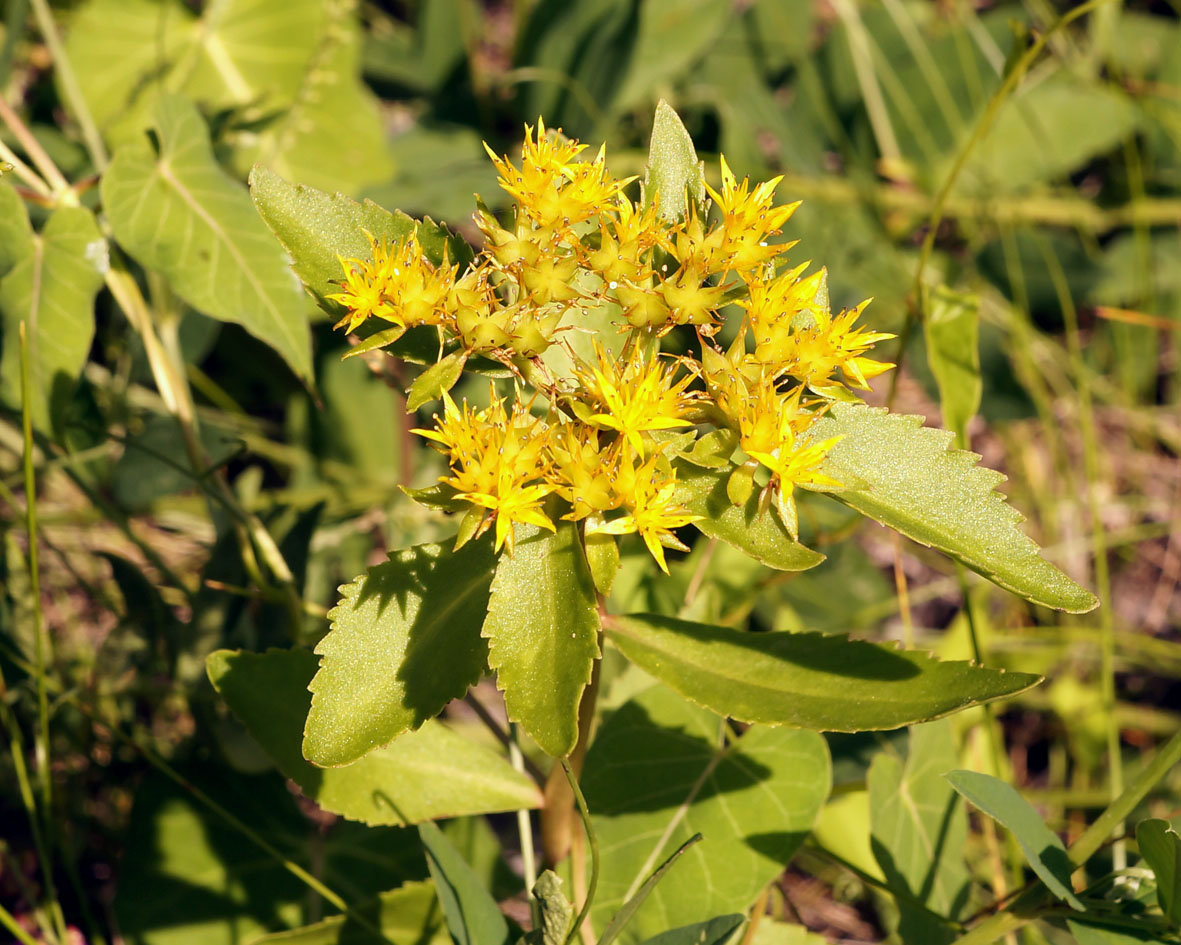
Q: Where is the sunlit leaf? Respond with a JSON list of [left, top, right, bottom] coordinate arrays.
[[924, 286, 981, 445], [418, 822, 511, 945], [608, 614, 1041, 732], [0, 184, 105, 430], [643, 100, 706, 223], [304, 537, 496, 767], [245, 882, 447, 945], [103, 95, 312, 381], [807, 403, 1098, 613], [483, 523, 600, 756]]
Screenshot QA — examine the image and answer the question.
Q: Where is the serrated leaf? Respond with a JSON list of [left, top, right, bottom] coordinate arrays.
[[672, 462, 824, 572], [636, 915, 743, 945], [643, 100, 705, 223], [0, 184, 105, 430], [807, 403, 1097, 613], [868, 722, 969, 945], [924, 286, 981, 445], [245, 881, 448, 945], [249, 165, 469, 314], [304, 537, 496, 767], [207, 648, 542, 825], [419, 822, 510, 945], [583, 685, 830, 944], [1134, 819, 1181, 927], [483, 523, 600, 757], [406, 351, 467, 412], [946, 769, 1084, 911], [607, 614, 1041, 732], [102, 95, 312, 382]]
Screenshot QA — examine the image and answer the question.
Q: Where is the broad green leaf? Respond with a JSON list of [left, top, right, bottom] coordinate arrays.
[[229, 15, 395, 195], [1134, 819, 1181, 927], [418, 822, 510, 945], [67, 0, 392, 193], [598, 835, 703, 945], [483, 522, 600, 757], [946, 769, 1083, 911], [102, 95, 312, 382], [868, 722, 969, 945], [304, 537, 496, 767], [1067, 919, 1168, 944], [748, 920, 827, 945], [249, 166, 468, 313], [923, 287, 981, 445], [611, 1, 732, 113], [207, 648, 542, 825], [585, 532, 621, 596], [643, 100, 705, 223], [807, 403, 1098, 613], [583, 685, 830, 944], [0, 184, 105, 430], [672, 462, 825, 572], [637, 915, 743, 945], [114, 769, 426, 945], [608, 614, 1041, 732], [246, 882, 447, 945], [957, 76, 1139, 193]]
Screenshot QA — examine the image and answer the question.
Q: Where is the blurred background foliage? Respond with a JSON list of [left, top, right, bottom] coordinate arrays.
[[0, 0, 1180, 943]]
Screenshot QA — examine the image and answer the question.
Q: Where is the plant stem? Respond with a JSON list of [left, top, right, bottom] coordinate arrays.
[[0, 900, 40, 945], [509, 722, 539, 927], [562, 760, 600, 945], [18, 323, 68, 945], [0, 137, 51, 198], [27, 0, 109, 171], [0, 96, 72, 198]]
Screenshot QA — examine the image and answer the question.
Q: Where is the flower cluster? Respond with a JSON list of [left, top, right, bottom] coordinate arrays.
[[330, 120, 894, 573]]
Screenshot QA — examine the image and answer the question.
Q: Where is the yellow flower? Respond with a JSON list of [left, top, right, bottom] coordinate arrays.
[[574, 343, 696, 454], [596, 456, 699, 574], [547, 424, 624, 520], [706, 155, 800, 275], [485, 122, 631, 233], [328, 232, 455, 334], [413, 392, 555, 553]]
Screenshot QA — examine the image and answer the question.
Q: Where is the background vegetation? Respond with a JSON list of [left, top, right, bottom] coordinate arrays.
[[0, 0, 1179, 943]]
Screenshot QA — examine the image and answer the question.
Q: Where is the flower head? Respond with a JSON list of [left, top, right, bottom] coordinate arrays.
[[329, 232, 455, 334], [595, 455, 699, 574]]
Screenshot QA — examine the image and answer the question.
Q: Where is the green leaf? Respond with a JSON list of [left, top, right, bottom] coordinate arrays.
[[115, 769, 426, 945], [304, 537, 496, 767], [230, 15, 395, 196], [207, 648, 542, 825], [611, 1, 732, 114], [598, 835, 703, 945], [1066, 919, 1167, 944], [643, 100, 706, 224], [246, 882, 448, 945], [608, 614, 1041, 732], [1135, 819, 1181, 927], [0, 184, 105, 430], [636, 915, 743, 945], [747, 920, 827, 945], [418, 821, 510, 945], [583, 685, 830, 944], [483, 523, 601, 757], [102, 95, 312, 382], [249, 165, 469, 314], [946, 769, 1084, 911], [868, 722, 969, 945], [923, 286, 981, 446], [672, 462, 824, 572], [406, 351, 467, 412], [531, 872, 573, 945], [585, 532, 621, 596], [808, 403, 1098, 613]]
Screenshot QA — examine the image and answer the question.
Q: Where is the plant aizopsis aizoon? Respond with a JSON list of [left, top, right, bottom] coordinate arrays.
[[206, 103, 1122, 944]]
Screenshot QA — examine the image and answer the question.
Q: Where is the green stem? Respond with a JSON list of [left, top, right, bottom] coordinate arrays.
[[562, 759, 600, 945], [508, 722, 539, 927], [18, 323, 68, 945], [0, 899, 40, 945], [28, 0, 109, 171]]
